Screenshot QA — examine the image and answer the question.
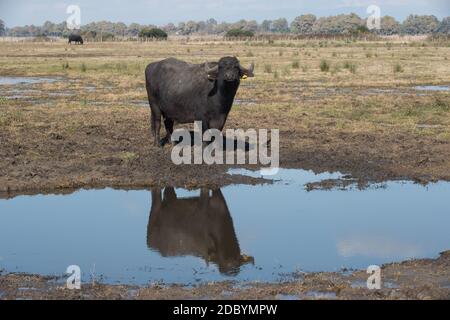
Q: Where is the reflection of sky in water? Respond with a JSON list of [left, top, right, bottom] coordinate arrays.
[[414, 85, 449, 92], [0, 76, 58, 85], [0, 169, 449, 285]]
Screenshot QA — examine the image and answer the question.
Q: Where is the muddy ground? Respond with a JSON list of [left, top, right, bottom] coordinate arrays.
[[1, 41, 450, 196], [1, 91, 450, 198], [1, 251, 449, 300]]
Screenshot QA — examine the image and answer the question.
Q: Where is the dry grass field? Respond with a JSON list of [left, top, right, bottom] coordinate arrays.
[[0, 38, 450, 193]]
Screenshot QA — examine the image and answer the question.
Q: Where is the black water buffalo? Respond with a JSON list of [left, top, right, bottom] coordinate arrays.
[[147, 188, 254, 275], [68, 34, 83, 44], [145, 57, 254, 146]]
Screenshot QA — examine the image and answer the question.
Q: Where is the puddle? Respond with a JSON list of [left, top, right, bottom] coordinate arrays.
[[129, 100, 149, 107], [48, 92, 74, 97], [275, 294, 299, 300], [84, 86, 96, 92], [228, 168, 343, 184], [234, 99, 258, 106], [414, 85, 449, 92], [0, 169, 449, 285], [351, 280, 399, 289], [0, 76, 59, 85], [305, 291, 337, 299]]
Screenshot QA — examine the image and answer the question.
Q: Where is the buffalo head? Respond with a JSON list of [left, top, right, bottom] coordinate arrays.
[[205, 56, 254, 82]]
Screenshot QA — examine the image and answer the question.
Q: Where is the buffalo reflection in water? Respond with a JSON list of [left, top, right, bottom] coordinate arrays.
[[147, 188, 254, 275]]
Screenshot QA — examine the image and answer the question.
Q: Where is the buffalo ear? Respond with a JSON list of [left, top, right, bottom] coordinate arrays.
[[205, 62, 219, 80]]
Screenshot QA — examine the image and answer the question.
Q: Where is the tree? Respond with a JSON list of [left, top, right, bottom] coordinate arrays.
[[436, 17, 450, 34], [230, 19, 247, 30], [183, 20, 199, 35], [377, 16, 400, 35], [215, 22, 230, 34], [244, 20, 258, 33], [82, 30, 97, 41], [162, 23, 177, 34], [197, 21, 207, 34], [41, 21, 55, 36], [226, 28, 254, 38], [312, 13, 363, 35], [139, 27, 168, 40], [0, 19, 5, 36], [260, 20, 272, 33], [113, 22, 127, 38], [127, 23, 142, 36], [205, 18, 217, 34], [177, 22, 185, 34], [291, 14, 316, 34], [272, 18, 289, 33], [401, 15, 439, 34]]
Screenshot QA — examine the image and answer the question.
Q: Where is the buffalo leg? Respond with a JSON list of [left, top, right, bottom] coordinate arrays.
[[163, 187, 177, 201], [161, 118, 174, 146], [200, 118, 211, 147], [150, 108, 162, 147]]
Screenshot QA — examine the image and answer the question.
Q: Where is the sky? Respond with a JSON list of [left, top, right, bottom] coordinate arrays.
[[0, 0, 449, 27]]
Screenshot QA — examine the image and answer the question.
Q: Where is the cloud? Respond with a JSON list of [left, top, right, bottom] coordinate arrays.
[[337, 235, 422, 259]]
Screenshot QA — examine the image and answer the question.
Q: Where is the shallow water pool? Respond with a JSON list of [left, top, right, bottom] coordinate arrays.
[[0, 169, 449, 285], [0, 76, 59, 85]]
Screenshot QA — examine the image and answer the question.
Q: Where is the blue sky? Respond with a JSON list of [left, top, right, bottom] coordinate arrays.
[[0, 0, 449, 27]]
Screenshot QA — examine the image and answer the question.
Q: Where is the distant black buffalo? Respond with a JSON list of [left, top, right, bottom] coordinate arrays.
[[145, 57, 254, 146], [68, 34, 83, 44], [147, 188, 254, 275]]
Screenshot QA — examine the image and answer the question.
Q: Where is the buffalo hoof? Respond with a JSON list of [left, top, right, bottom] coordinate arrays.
[[159, 137, 171, 147]]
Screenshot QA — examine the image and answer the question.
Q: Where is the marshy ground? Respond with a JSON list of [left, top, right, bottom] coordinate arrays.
[[1, 39, 450, 194], [0, 38, 449, 299]]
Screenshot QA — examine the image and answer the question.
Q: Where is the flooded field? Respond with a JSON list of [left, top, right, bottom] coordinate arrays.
[[414, 85, 450, 92], [1, 75, 448, 108], [0, 76, 59, 86], [1, 169, 449, 285]]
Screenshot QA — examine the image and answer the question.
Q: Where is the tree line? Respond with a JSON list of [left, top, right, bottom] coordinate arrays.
[[0, 14, 449, 39]]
